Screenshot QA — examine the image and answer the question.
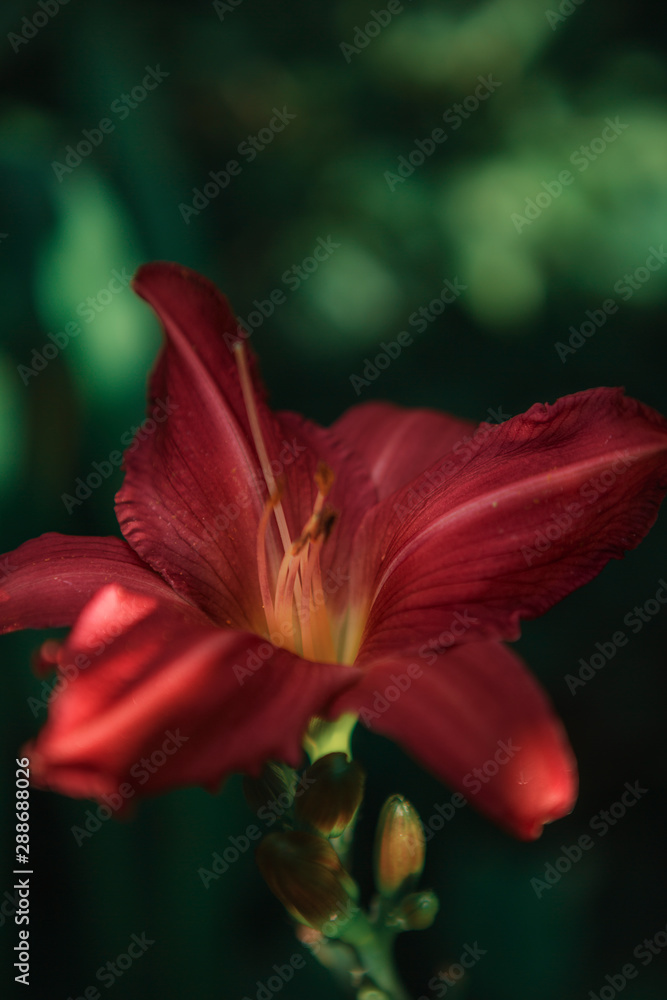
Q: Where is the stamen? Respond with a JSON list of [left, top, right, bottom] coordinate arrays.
[[257, 487, 283, 632], [234, 342, 292, 556], [237, 356, 342, 661], [298, 533, 337, 663], [274, 551, 301, 638]]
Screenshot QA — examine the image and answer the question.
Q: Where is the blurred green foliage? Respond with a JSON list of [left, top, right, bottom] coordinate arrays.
[[1, 1, 667, 998]]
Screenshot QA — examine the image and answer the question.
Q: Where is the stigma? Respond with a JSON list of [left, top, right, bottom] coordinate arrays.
[[234, 341, 339, 663]]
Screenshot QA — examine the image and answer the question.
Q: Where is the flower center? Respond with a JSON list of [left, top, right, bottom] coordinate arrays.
[[234, 342, 339, 663]]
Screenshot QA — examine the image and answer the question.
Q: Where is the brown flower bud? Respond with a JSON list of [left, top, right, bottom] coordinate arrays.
[[294, 752, 366, 837], [374, 794, 425, 897], [386, 891, 439, 931], [256, 831, 358, 934]]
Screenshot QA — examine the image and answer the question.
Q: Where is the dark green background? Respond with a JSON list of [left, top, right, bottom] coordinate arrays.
[[1, 1, 667, 997]]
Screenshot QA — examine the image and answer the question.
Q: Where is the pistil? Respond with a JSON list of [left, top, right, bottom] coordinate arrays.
[[234, 341, 339, 662]]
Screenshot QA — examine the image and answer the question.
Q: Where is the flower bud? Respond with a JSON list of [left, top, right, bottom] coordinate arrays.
[[256, 831, 359, 934], [374, 794, 425, 897], [243, 762, 296, 816], [386, 891, 439, 931], [294, 752, 366, 837], [357, 986, 390, 1000]]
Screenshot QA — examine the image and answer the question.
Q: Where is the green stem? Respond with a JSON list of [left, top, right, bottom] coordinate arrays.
[[339, 912, 411, 1000]]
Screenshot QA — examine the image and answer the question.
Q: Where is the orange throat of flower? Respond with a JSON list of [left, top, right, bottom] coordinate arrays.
[[234, 341, 341, 664]]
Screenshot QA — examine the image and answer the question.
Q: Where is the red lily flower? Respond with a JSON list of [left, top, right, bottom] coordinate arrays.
[[3, 262, 667, 840]]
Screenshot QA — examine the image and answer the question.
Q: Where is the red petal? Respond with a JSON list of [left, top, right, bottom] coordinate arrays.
[[354, 388, 667, 659], [333, 401, 475, 499], [117, 263, 376, 631], [0, 533, 190, 635], [116, 262, 270, 631], [329, 641, 577, 840], [26, 585, 357, 801]]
